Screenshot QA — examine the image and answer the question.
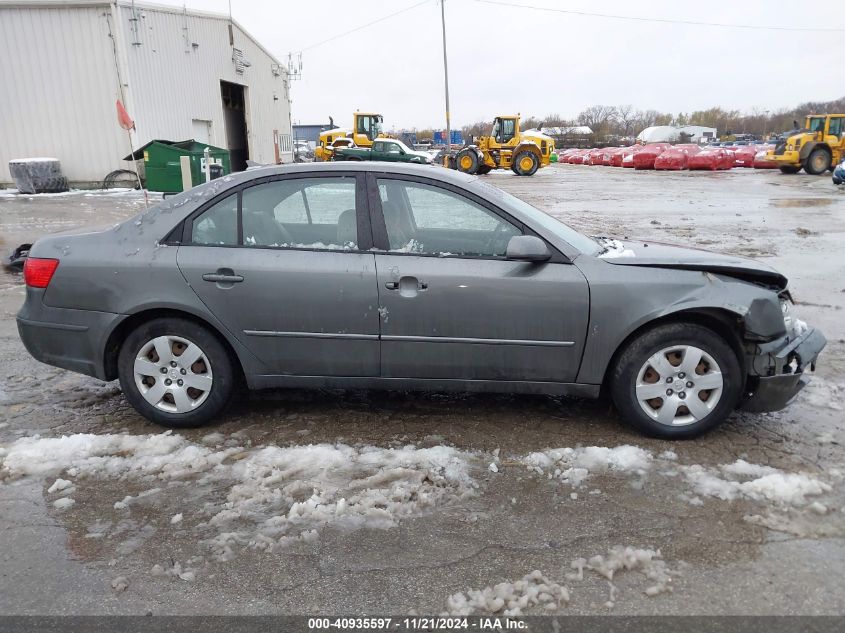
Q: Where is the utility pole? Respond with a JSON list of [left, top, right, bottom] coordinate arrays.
[[440, 0, 451, 160]]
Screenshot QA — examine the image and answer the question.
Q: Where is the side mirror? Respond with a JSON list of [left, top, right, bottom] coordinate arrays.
[[506, 235, 551, 262]]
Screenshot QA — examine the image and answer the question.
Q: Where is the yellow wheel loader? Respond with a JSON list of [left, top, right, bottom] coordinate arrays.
[[314, 112, 385, 162], [453, 115, 554, 176], [766, 114, 845, 175]]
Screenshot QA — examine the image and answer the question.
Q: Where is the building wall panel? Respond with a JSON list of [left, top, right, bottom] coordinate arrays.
[[0, 1, 292, 186], [0, 5, 128, 184], [115, 3, 292, 167]]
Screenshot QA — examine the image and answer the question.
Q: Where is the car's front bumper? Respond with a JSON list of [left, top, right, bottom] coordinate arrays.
[[741, 327, 826, 413]]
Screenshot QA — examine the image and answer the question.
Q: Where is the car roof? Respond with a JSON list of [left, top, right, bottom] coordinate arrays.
[[236, 161, 470, 185]]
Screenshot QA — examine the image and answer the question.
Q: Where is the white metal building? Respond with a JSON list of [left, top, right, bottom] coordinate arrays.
[[0, 0, 293, 186]]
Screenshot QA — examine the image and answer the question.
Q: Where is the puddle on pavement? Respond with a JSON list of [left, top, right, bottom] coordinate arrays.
[[770, 198, 835, 208]]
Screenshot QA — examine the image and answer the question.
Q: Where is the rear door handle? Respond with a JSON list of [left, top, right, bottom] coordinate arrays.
[[202, 268, 244, 285]]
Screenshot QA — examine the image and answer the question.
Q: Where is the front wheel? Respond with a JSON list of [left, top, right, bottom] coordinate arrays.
[[456, 149, 479, 174], [609, 323, 742, 439], [804, 148, 831, 175], [118, 317, 235, 428], [513, 151, 539, 176]]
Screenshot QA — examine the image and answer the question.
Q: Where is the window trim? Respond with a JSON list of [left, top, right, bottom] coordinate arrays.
[[365, 172, 567, 263], [173, 172, 374, 252]]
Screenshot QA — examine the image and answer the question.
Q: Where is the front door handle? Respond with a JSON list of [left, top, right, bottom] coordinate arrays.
[[202, 273, 244, 283], [385, 276, 427, 295]]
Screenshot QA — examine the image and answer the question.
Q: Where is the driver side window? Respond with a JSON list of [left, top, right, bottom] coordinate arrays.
[[377, 179, 521, 257]]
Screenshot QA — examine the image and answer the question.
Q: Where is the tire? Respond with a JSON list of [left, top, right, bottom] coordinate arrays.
[[9, 158, 65, 194], [118, 317, 235, 428], [455, 149, 479, 174], [34, 175, 69, 193], [513, 150, 539, 176], [779, 165, 802, 174], [609, 323, 742, 439], [804, 148, 831, 175]]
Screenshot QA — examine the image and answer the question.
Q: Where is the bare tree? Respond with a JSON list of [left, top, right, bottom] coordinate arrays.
[[615, 104, 636, 137], [577, 105, 618, 138]]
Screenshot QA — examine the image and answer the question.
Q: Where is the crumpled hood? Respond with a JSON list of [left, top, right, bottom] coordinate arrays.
[[596, 238, 788, 289]]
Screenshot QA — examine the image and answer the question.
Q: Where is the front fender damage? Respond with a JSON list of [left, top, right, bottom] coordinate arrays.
[[576, 262, 826, 414]]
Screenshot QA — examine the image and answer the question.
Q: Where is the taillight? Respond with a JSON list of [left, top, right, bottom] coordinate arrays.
[[23, 257, 60, 288]]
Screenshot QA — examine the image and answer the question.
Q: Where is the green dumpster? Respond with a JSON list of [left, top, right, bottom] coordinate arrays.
[[124, 140, 231, 193]]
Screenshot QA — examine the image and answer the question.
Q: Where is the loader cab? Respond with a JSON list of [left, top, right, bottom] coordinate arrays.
[[808, 116, 826, 134], [491, 116, 519, 145], [353, 112, 384, 146]]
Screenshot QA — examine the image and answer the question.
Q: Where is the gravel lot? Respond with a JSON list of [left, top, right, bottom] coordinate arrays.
[[1, 165, 843, 616]]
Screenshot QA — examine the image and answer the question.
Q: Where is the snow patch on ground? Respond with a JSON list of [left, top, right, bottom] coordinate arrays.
[[568, 546, 677, 602], [444, 546, 681, 615], [681, 459, 831, 506], [520, 445, 652, 487], [517, 446, 831, 511], [444, 570, 569, 616], [799, 378, 844, 411], [0, 432, 478, 562], [53, 497, 76, 510]]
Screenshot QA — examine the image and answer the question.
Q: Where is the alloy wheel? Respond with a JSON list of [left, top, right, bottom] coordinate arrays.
[[133, 335, 213, 413], [634, 345, 724, 426]]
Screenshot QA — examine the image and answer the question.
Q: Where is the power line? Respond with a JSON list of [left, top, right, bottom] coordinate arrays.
[[297, 0, 432, 53], [470, 0, 845, 32]]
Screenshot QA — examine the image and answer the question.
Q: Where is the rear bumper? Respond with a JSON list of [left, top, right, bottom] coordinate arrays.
[[741, 327, 826, 413], [17, 289, 124, 380]]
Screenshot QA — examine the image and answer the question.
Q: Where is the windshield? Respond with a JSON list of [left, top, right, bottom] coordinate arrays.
[[472, 180, 599, 255], [808, 117, 825, 132]]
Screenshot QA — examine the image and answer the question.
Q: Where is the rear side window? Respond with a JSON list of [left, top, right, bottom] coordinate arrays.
[[190, 193, 238, 245], [240, 177, 358, 250]]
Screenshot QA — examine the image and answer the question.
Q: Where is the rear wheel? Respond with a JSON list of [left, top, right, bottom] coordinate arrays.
[[779, 165, 802, 174], [513, 150, 539, 176], [456, 149, 479, 174], [804, 147, 831, 175], [118, 317, 234, 428], [610, 323, 742, 439]]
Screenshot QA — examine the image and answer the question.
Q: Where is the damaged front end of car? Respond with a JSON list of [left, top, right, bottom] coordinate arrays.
[[739, 291, 826, 413], [593, 241, 827, 415]]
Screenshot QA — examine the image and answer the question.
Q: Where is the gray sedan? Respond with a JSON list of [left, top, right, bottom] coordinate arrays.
[[17, 163, 825, 438]]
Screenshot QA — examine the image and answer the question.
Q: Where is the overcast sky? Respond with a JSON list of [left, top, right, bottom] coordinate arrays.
[[153, 0, 843, 129]]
